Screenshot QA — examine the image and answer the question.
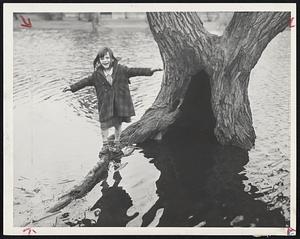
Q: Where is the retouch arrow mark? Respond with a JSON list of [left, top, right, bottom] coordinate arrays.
[[20, 15, 32, 28], [23, 227, 36, 235], [288, 17, 295, 28]]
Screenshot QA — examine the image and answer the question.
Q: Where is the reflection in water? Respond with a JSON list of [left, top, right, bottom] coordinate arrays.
[[90, 171, 139, 227], [77, 131, 287, 227], [139, 132, 287, 227]]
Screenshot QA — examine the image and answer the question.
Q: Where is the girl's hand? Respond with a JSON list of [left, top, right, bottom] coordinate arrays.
[[63, 86, 71, 92], [151, 68, 163, 73]]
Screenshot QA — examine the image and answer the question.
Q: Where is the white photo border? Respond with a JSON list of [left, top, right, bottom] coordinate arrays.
[[3, 2, 297, 236]]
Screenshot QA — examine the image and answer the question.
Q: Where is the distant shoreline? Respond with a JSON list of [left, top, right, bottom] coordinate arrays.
[[13, 18, 224, 35], [13, 18, 290, 34], [13, 18, 149, 31]]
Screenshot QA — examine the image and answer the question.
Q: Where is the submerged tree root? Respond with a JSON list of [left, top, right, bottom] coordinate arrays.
[[47, 155, 111, 213]]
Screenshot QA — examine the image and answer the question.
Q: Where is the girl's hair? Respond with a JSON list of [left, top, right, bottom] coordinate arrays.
[[93, 47, 117, 71]]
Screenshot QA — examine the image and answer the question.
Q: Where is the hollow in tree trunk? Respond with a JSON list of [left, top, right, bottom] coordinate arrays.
[[121, 12, 290, 150]]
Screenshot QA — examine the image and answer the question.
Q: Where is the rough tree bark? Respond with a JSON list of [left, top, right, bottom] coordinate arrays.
[[122, 12, 290, 150]]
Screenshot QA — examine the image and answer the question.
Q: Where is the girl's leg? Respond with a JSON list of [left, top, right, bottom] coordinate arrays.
[[114, 123, 122, 143], [99, 128, 110, 155], [101, 128, 109, 143], [110, 123, 122, 153]]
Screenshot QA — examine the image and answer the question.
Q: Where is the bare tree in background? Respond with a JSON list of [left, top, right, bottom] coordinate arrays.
[[91, 12, 100, 33]]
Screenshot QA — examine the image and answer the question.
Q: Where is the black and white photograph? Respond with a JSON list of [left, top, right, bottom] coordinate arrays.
[[3, 3, 296, 236]]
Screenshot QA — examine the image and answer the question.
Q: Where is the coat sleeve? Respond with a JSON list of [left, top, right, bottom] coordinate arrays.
[[70, 74, 95, 92], [123, 66, 154, 78]]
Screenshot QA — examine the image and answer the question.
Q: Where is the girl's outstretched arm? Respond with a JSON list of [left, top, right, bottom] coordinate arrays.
[[124, 66, 163, 78], [63, 74, 95, 93], [151, 68, 163, 73]]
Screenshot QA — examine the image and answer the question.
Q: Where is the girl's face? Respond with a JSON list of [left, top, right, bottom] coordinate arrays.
[[99, 52, 112, 69]]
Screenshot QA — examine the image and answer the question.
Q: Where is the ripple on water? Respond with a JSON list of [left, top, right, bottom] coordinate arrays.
[[247, 30, 291, 221]]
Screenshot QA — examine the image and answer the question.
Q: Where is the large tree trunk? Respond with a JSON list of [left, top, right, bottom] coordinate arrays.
[[122, 12, 290, 150]]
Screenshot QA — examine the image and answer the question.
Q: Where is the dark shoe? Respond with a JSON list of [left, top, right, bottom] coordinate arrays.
[[98, 143, 110, 157], [110, 150, 124, 161], [113, 162, 128, 172], [109, 141, 122, 153]]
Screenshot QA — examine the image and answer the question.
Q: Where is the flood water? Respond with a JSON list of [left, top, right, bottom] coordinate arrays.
[[13, 23, 291, 227]]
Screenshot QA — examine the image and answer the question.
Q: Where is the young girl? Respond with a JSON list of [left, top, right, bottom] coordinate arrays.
[[63, 47, 162, 157]]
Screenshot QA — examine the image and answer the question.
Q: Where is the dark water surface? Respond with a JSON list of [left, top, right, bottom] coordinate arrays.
[[13, 25, 291, 227]]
